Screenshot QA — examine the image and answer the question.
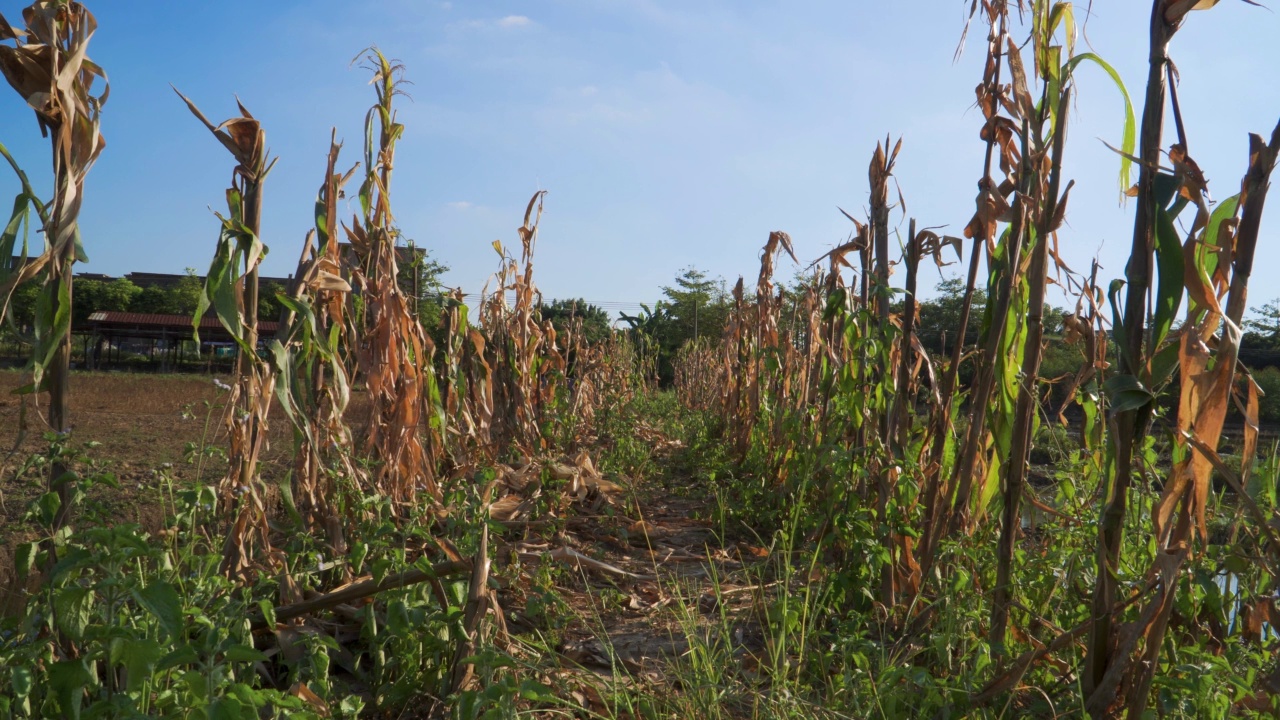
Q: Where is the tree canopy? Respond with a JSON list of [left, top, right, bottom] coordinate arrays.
[[539, 298, 612, 345]]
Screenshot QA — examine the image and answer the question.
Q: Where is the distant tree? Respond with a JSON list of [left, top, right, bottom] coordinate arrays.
[[618, 266, 731, 385], [1254, 366, 1280, 423], [395, 238, 450, 333], [258, 280, 287, 322], [1245, 298, 1280, 349], [8, 281, 40, 332], [170, 268, 202, 316], [617, 303, 670, 339], [660, 267, 730, 345], [539, 298, 612, 345], [129, 268, 202, 316], [73, 277, 141, 325], [916, 277, 986, 355], [130, 285, 171, 315]]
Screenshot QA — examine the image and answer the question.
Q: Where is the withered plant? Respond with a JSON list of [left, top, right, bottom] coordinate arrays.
[[0, 0, 106, 532], [174, 90, 278, 577], [344, 49, 439, 506], [272, 132, 363, 557]]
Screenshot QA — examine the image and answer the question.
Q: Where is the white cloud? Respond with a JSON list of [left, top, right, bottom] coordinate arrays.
[[497, 15, 532, 28], [447, 201, 473, 210]]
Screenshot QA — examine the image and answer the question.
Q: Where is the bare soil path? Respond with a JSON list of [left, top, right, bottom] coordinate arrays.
[[494, 440, 772, 717]]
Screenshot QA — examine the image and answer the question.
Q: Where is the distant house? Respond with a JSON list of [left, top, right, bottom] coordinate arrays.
[[6, 258, 293, 290], [123, 270, 294, 289], [81, 311, 280, 371]]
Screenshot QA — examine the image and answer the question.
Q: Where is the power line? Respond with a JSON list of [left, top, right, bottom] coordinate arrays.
[[422, 292, 652, 314]]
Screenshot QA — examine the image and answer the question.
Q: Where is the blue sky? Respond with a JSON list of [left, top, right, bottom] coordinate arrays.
[[2, 1, 1279, 319]]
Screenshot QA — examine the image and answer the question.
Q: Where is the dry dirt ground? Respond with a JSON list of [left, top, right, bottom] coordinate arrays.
[[0, 370, 295, 579], [509, 495, 774, 716]]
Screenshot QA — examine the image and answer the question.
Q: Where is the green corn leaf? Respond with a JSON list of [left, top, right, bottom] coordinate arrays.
[[32, 276, 72, 378], [1149, 341, 1181, 392], [1049, 2, 1076, 58], [269, 339, 302, 431], [9, 375, 51, 396], [1200, 194, 1241, 289], [0, 194, 31, 273], [72, 226, 87, 263], [276, 474, 302, 525], [197, 227, 251, 353], [1150, 205, 1185, 350], [1064, 52, 1136, 194], [277, 292, 318, 346], [1204, 195, 1239, 250], [1108, 278, 1128, 368], [1104, 374, 1155, 414], [0, 141, 50, 225]]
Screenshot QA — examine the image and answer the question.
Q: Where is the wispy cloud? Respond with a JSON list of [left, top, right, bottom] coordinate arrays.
[[533, 64, 742, 148], [448, 15, 535, 31], [447, 201, 474, 211]]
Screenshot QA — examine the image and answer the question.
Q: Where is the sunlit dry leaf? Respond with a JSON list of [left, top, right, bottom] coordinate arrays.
[[1163, 0, 1258, 24], [0, 11, 25, 41], [1049, 180, 1075, 232], [1004, 35, 1035, 121], [308, 270, 350, 292], [1237, 371, 1261, 484], [289, 682, 330, 717], [1183, 236, 1225, 319]]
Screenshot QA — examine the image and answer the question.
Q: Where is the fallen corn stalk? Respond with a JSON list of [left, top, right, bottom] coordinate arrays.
[[249, 559, 471, 630]]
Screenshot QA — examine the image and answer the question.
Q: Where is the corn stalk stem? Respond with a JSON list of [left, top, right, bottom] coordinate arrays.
[[47, 186, 74, 531], [1122, 118, 1280, 718], [236, 181, 262, 486], [1086, 0, 1175, 697], [920, 2, 1006, 570], [949, 117, 1032, 536], [249, 560, 471, 630], [870, 142, 897, 607], [992, 86, 1071, 651]]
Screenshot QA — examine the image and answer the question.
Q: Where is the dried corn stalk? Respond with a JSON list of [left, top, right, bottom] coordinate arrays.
[[273, 133, 364, 555], [174, 90, 278, 577], [480, 192, 557, 456], [344, 49, 438, 506]]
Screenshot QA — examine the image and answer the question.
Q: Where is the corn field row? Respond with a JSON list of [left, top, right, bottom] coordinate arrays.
[[674, 1, 1279, 715], [2, 0, 1279, 717], [1, 3, 656, 714]]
